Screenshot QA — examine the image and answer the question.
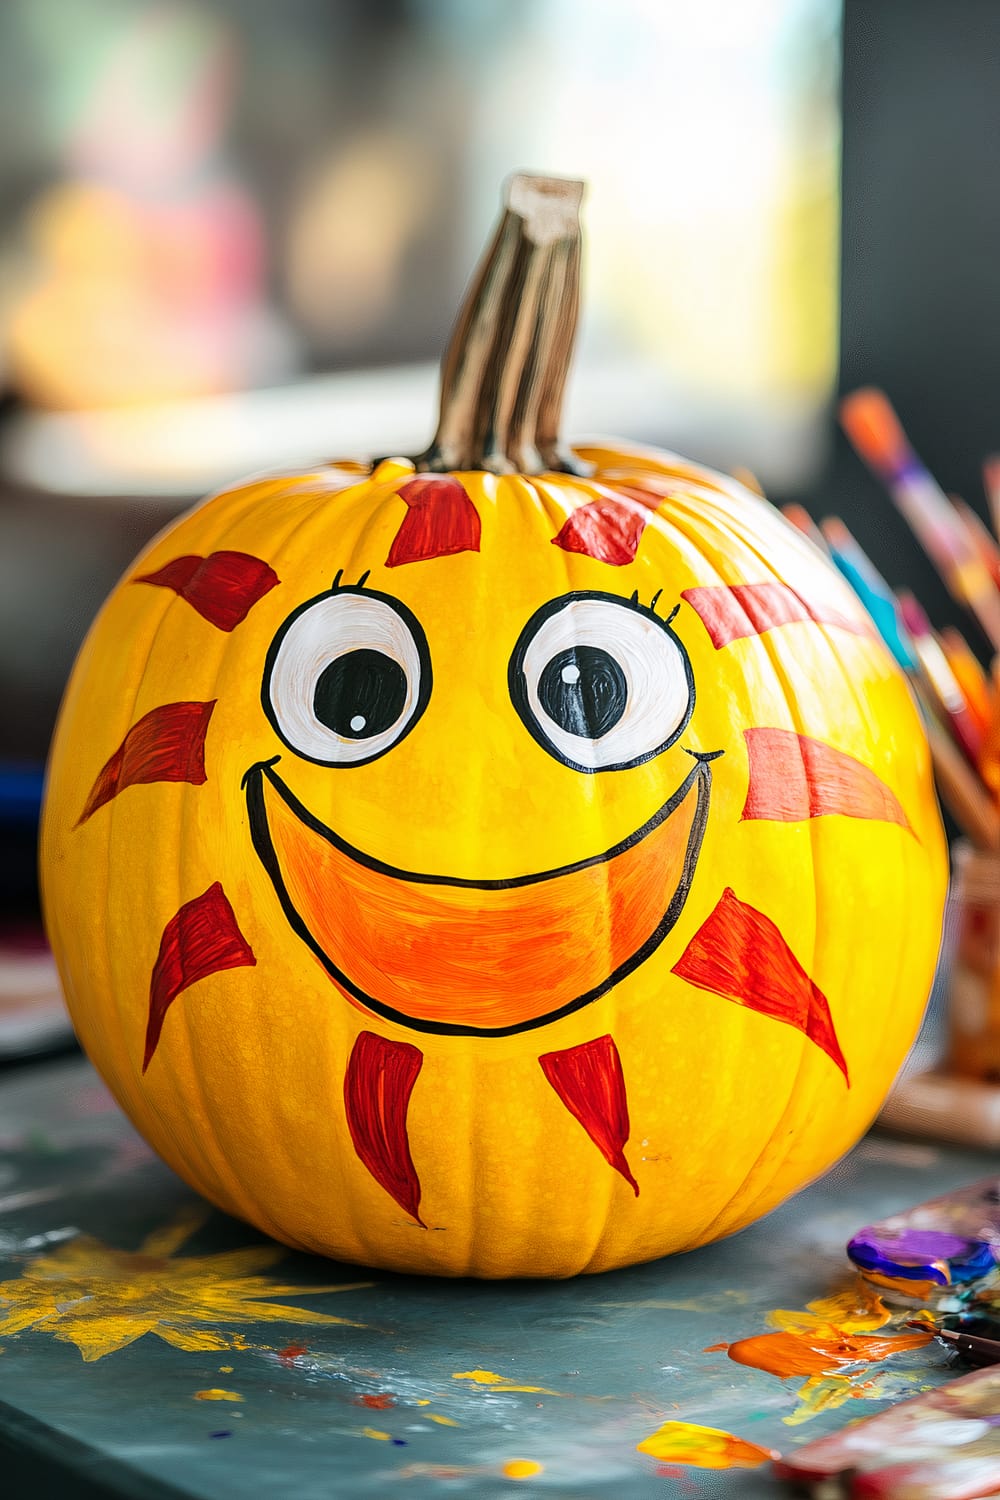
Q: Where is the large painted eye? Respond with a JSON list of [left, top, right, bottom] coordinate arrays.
[[508, 591, 693, 772], [263, 585, 431, 766]]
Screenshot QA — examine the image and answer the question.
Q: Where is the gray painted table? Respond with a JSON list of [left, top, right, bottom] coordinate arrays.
[[0, 1054, 990, 1498]]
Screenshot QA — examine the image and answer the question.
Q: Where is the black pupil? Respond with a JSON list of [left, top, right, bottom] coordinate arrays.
[[537, 646, 626, 739], [313, 649, 407, 739]]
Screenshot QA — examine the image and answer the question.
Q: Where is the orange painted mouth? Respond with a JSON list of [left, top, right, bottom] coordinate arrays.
[[243, 755, 714, 1036]]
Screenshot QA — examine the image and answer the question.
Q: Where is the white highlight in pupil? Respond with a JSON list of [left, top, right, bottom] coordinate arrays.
[[561, 663, 581, 685], [350, 714, 367, 732]]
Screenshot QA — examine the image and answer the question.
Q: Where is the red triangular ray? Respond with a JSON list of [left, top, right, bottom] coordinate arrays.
[[344, 1032, 425, 1225], [671, 888, 849, 1082], [539, 1035, 639, 1194], [135, 551, 279, 631], [742, 727, 911, 831], [79, 700, 216, 825], [385, 477, 480, 567], [552, 497, 648, 566], [144, 882, 256, 1071], [682, 582, 868, 647]]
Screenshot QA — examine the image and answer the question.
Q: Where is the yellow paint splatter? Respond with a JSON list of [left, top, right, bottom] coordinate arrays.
[[767, 1280, 890, 1336], [219, 1365, 233, 1373], [0, 1206, 374, 1361], [503, 1458, 544, 1479], [452, 1369, 558, 1395], [361, 1426, 391, 1441], [195, 1388, 244, 1402], [637, 1420, 776, 1470], [427, 1413, 459, 1426], [782, 1374, 856, 1426], [414, 1399, 430, 1406]]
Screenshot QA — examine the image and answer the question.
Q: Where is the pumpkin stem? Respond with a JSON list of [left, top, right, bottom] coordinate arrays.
[[414, 173, 590, 476]]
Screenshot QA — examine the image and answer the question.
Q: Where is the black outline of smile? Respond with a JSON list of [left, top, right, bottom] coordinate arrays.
[[242, 750, 720, 1039]]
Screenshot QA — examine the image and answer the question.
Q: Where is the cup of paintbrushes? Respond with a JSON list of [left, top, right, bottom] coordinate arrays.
[[946, 841, 1000, 1082]]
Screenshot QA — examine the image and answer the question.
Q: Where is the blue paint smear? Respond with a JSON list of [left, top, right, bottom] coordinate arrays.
[[848, 1227, 1000, 1285]]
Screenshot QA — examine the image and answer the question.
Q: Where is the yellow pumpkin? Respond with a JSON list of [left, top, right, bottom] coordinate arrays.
[[41, 176, 946, 1277]]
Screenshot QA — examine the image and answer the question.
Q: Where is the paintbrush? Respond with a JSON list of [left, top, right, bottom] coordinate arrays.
[[920, 711, 1000, 850], [905, 1320, 1000, 1367], [979, 656, 1000, 798], [951, 494, 1000, 591], [841, 388, 1000, 651], [985, 456, 1000, 543], [781, 503, 830, 555], [898, 592, 984, 763], [813, 520, 995, 843], [939, 626, 991, 736], [819, 517, 918, 673]]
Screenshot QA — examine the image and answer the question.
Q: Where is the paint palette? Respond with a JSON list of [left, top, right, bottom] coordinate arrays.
[[848, 1177, 1000, 1305], [772, 1366, 1000, 1499]]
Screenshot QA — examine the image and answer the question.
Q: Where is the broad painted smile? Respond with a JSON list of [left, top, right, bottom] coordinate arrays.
[[243, 753, 716, 1037]]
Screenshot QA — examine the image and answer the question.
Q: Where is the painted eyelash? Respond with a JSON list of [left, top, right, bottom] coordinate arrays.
[[331, 569, 372, 590], [629, 588, 679, 623]]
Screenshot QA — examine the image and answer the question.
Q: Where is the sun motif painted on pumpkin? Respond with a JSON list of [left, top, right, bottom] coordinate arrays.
[[70, 471, 916, 1230], [0, 1205, 372, 1362]]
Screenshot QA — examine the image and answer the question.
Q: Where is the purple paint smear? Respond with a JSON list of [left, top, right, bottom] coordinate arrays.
[[849, 1227, 1000, 1285]]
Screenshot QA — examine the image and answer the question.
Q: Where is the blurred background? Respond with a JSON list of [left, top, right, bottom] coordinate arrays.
[[1, 0, 999, 955]]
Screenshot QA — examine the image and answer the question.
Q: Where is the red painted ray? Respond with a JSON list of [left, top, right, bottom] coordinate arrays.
[[143, 882, 256, 1071], [742, 727, 911, 831], [539, 1035, 639, 1194], [552, 495, 647, 566], [385, 476, 480, 567], [344, 1031, 425, 1225], [682, 582, 867, 648], [135, 551, 279, 631], [78, 700, 216, 825], [672, 889, 848, 1082]]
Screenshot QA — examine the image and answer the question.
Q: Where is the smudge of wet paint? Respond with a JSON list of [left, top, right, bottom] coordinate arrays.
[[195, 1389, 244, 1402], [209, 1431, 232, 1440], [600, 1290, 751, 1313], [766, 1283, 891, 1335], [278, 1341, 309, 1361], [637, 1420, 777, 1469], [862, 1270, 942, 1301], [783, 1374, 855, 1425], [0, 1208, 373, 1361], [452, 1369, 559, 1395], [727, 1327, 931, 1377], [397, 1465, 478, 1481], [502, 1459, 544, 1480], [354, 1393, 396, 1409], [655, 1465, 701, 1493]]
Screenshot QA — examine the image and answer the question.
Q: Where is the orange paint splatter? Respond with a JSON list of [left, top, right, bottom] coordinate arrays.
[[727, 1327, 931, 1378], [354, 1393, 396, 1410], [861, 1268, 940, 1301], [637, 1419, 777, 1470], [195, 1388, 244, 1402]]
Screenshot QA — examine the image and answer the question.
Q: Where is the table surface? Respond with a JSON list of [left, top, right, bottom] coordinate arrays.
[[0, 1053, 992, 1500]]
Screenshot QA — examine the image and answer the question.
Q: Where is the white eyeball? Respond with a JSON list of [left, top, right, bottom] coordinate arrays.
[[508, 592, 693, 772], [263, 584, 431, 766]]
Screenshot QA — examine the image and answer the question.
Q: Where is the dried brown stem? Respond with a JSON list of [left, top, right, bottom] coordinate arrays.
[[414, 173, 588, 476]]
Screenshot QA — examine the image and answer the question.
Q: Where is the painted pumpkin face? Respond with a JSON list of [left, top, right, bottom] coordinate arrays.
[[41, 178, 946, 1277]]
